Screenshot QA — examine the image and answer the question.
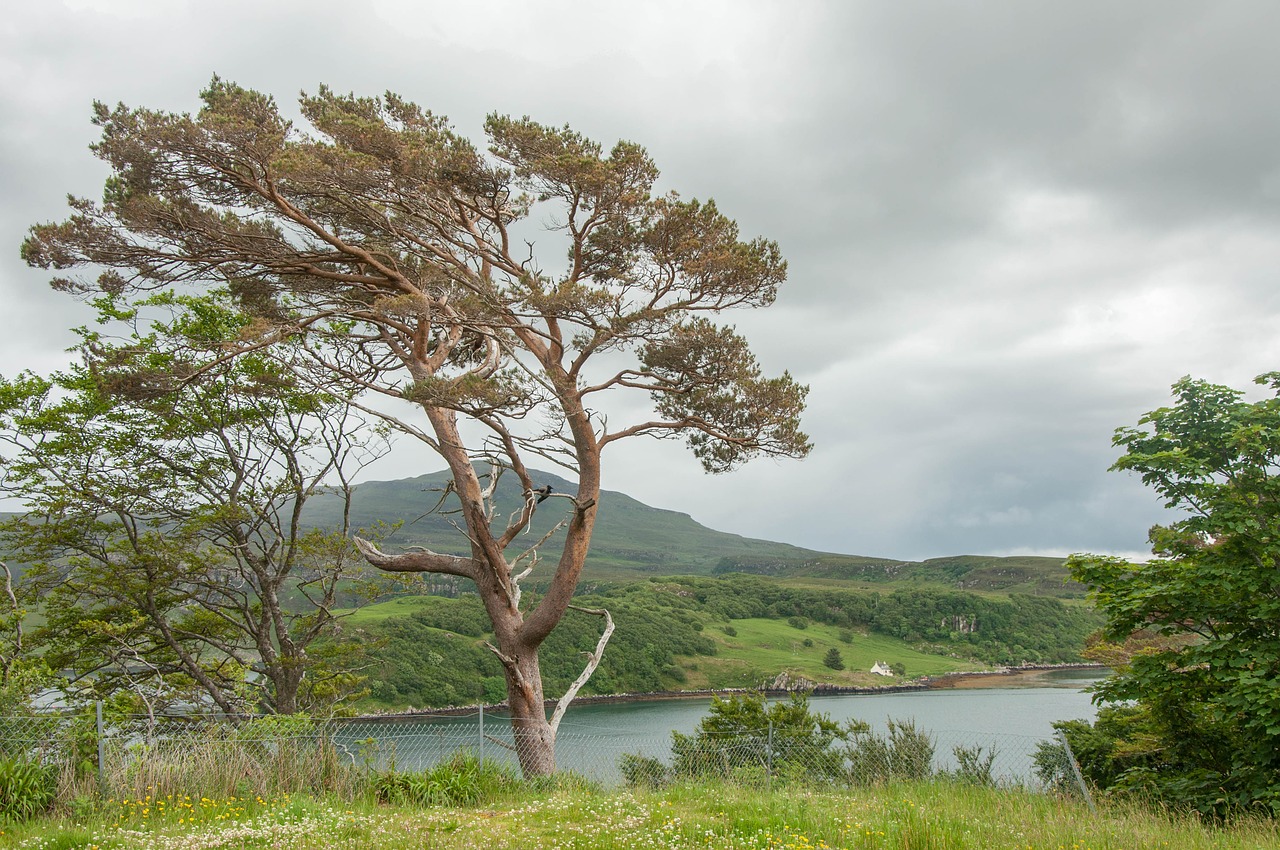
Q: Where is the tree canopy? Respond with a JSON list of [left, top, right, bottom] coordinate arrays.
[[0, 295, 394, 717], [20, 78, 810, 775], [1068, 374, 1280, 816]]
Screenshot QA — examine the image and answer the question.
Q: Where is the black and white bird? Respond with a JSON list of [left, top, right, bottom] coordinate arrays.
[[533, 485, 553, 504]]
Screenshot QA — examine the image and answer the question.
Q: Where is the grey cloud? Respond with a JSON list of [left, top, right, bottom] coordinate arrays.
[[3, 1, 1277, 562]]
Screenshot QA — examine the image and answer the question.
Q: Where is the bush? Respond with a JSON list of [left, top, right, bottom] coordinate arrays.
[[374, 751, 516, 807], [665, 692, 853, 784], [0, 755, 57, 823], [951, 744, 997, 786], [846, 719, 936, 784], [619, 753, 670, 788], [823, 648, 845, 670], [723, 625, 737, 637]]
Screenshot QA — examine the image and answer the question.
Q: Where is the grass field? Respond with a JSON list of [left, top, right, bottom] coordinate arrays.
[[338, 594, 464, 626], [334, 596, 985, 698], [684, 618, 983, 690], [4, 781, 1275, 849]]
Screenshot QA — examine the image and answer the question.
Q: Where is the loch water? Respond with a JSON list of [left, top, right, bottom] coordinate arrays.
[[556, 667, 1103, 740], [340, 669, 1105, 783]]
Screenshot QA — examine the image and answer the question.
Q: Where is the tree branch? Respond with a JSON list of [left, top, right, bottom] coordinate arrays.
[[548, 606, 614, 736], [353, 537, 477, 580]]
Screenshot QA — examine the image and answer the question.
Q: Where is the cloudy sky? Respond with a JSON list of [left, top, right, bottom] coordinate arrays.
[[3, 1, 1279, 561]]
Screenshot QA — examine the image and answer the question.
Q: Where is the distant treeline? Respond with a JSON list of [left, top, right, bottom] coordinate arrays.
[[657, 576, 1097, 661], [356, 575, 1099, 710]]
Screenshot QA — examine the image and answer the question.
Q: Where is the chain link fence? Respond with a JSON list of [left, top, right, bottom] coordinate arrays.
[[0, 705, 1094, 805]]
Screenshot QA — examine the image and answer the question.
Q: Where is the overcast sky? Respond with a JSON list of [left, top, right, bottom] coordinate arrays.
[[3, 1, 1279, 561]]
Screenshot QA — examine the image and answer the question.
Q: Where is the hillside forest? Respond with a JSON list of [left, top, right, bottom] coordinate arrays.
[[315, 471, 1097, 710], [1, 467, 1098, 713], [298, 469, 1101, 711], [350, 570, 1098, 710]]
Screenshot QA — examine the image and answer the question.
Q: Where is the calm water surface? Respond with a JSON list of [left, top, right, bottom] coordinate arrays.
[[556, 669, 1103, 741], [342, 669, 1105, 781]]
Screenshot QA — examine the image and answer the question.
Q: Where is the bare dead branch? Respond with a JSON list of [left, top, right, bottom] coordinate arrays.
[[548, 606, 615, 736], [353, 537, 477, 580]]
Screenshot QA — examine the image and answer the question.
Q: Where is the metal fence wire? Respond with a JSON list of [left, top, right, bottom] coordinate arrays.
[[0, 707, 1095, 804], [0, 711, 89, 765]]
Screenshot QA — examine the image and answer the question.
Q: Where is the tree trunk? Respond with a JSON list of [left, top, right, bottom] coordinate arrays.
[[271, 662, 304, 715], [502, 643, 556, 776]]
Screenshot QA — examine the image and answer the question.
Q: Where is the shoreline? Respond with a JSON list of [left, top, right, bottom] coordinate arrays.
[[361, 663, 1108, 721], [923, 663, 1108, 690]]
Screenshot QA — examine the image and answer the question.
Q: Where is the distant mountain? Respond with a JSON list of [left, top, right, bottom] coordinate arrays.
[[1, 470, 1082, 596], [302, 470, 1084, 596], [712, 552, 1084, 598], [302, 469, 821, 579]]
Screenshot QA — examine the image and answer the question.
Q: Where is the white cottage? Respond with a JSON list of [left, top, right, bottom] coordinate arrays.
[[870, 661, 894, 677]]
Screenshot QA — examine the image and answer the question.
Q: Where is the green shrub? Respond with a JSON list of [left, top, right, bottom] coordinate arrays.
[[846, 719, 936, 784], [374, 751, 515, 807], [619, 753, 670, 788], [665, 692, 852, 784], [0, 755, 57, 823], [951, 744, 997, 786]]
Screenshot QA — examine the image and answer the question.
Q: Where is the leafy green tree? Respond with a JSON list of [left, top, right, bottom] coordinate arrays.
[[1067, 374, 1280, 816], [669, 691, 856, 782], [822, 647, 844, 670], [0, 562, 49, 711], [22, 79, 810, 774], [0, 299, 394, 718], [1034, 706, 1160, 794]]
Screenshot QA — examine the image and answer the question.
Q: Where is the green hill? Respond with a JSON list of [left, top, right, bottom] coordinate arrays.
[[305, 470, 1083, 597], [713, 553, 1083, 597], [303, 470, 822, 580], [3, 470, 1084, 597]]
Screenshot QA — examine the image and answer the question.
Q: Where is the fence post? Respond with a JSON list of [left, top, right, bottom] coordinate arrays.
[[1056, 729, 1096, 813], [478, 704, 484, 768], [95, 700, 105, 793], [766, 718, 773, 793]]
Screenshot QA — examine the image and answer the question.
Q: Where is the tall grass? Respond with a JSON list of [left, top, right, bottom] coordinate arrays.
[[100, 717, 365, 802], [4, 778, 1278, 849], [372, 751, 517, 807]]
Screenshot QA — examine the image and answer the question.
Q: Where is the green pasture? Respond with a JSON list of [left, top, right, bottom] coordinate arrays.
[[338, 594, 464, 627], [682, 618, 981, 690]]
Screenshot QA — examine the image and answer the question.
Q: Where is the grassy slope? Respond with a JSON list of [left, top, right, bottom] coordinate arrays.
[[342, 595, 979, 699], [340, 594, 463, 626], [4, 472, 1084, 597], [8, 782, 1277, 850], [685, 618, 980, 690], [303, 470, 822, 580]]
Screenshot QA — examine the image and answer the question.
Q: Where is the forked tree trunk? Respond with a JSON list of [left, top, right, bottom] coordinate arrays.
[[356, 405, 604, 777], [503, 647, 556, 776]]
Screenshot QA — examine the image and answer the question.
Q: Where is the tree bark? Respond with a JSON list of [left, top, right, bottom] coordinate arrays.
[[501, 645, 557, 776]]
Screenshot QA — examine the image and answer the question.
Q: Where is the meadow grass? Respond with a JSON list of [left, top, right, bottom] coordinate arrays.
[[4, 780, 1277, 849], [684, 618, 980, 690]]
